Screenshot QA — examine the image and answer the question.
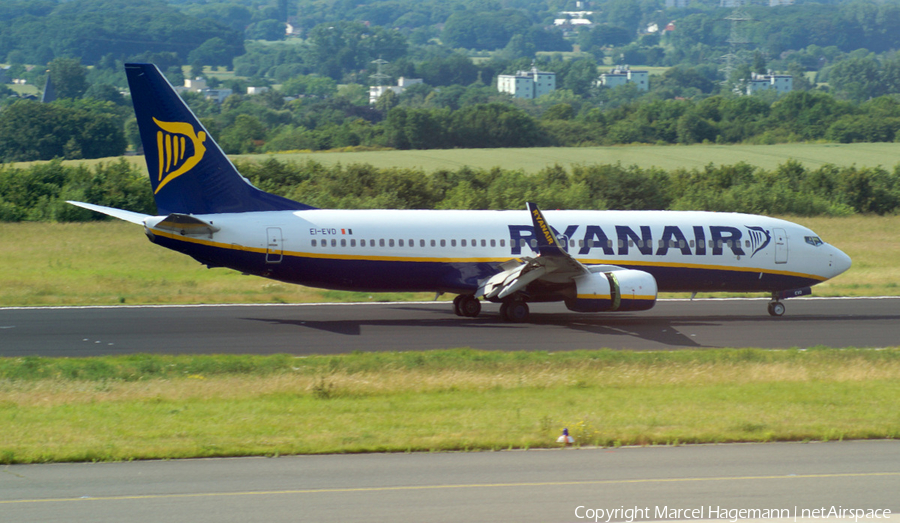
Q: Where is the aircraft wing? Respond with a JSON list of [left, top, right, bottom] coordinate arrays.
[[479, 202, 598, 299]]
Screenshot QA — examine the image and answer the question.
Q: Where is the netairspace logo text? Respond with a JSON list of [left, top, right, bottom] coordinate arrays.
[[574, 505, 892, 523]]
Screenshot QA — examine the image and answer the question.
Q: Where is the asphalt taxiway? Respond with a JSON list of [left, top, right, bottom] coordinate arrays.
[[1, 441, 897, 522], [1, 297, 898, 356]]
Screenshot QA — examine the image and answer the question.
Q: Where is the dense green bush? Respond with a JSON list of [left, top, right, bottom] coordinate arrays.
[[0, 158, 154, 222], [2, 157, 899, 222]]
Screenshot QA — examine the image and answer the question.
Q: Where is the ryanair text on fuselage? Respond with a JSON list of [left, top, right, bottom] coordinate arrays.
[[508, 224, 771, 257]]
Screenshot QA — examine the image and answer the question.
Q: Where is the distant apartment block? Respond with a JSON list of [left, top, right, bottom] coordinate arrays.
[[747, 72, 792, 95], [497, 67, 556, 99], [369, 77, 423, 104], [597, 66, 649, 91]]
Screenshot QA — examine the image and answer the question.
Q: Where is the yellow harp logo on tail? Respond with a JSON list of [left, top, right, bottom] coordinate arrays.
[[153, 117, 207, 194]]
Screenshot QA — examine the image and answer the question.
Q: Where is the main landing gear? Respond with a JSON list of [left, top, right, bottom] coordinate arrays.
[[453, 294, 481, 317], [499, 300, 529, 323], [453, 295, 530, 322]]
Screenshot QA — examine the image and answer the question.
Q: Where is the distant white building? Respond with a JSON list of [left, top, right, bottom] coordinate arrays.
[[497, 67, 556, 99], [597, 65, 649, 91], [176, 78, 233, 104], [747, 72, 792, 95], [247, 86, 270, 95], [554, 11, 593, 28], [184, 78, 207, 90], [369, 77, 423, 105]]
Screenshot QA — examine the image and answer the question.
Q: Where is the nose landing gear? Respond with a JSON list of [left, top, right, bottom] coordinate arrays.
[[767, 301, 785, 317]]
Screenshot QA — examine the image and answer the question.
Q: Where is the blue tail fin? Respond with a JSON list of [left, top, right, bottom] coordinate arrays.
[[125, 63, 313, 215]]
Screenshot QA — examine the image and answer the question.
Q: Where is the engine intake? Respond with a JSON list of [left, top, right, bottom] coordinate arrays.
[[566, 269, 658, 313]]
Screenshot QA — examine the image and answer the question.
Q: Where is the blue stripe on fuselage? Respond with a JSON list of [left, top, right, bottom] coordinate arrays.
[[151, 234, 822, 294]]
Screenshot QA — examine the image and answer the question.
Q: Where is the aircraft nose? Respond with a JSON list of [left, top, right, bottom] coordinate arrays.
[[829, 246, 852, 278]]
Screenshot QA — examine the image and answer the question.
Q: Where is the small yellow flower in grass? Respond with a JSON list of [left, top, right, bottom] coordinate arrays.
[[188, 374, 205, 380]]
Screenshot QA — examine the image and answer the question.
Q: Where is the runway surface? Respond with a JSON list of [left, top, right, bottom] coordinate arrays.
[[2, 297, 899, 356], [2, 441, 897, 522]]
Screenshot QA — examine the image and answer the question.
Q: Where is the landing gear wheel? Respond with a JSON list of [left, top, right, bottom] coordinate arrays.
[[453, 295, 464, 316], [767, 301, 785, 317], [459, 295, 481, 317], [501, 300, 529, 323]]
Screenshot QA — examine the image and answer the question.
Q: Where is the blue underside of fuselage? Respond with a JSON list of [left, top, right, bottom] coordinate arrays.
[[154, 235, 821, 296]]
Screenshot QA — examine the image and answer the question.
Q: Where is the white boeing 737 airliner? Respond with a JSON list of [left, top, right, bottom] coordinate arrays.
[[70, 64, 851, 322]]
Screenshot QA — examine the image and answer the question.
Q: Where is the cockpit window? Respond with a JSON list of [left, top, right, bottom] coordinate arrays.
[[805, 236, 823, 247]]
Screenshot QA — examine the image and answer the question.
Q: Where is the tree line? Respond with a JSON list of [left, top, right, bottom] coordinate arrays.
[[3, 157, 898, 223], [184, 90, 900, 155]]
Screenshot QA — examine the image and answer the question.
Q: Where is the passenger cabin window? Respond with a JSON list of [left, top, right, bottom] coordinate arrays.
[[311, 239, 317, 247], [420, 239, 425, 247], [350, 239, 356, 247], [431, 239, 436, 247], [451, 239, 456, 247], [500, 239, 505, 247], [461, 239, 467, 247], [440, 239, 446, 247], [491, 239, 496, 247], [389, 239, 395, 247], [341, 239, 346, 247], [379, 239, 385, 247], [409, 239, 413, 247], [398, 239, 404, 247], [331, 239, 336, 247], [481, 239, 486, 247]]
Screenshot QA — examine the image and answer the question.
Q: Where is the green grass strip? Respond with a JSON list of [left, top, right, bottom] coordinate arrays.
[[1, 348, 899, 464]]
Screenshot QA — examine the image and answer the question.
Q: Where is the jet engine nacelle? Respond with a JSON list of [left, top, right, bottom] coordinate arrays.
[[566, 269, 658, 313]]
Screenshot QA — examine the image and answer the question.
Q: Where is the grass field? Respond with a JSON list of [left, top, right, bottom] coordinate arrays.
[[0, 215, 896, 307], [13, 142, 900, 176], [0, 348, 897, 463]]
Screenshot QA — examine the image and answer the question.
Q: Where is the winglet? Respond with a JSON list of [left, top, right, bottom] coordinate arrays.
[[526, 202, 566, 257]]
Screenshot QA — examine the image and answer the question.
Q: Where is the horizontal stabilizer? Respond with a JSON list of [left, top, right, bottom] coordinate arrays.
[[151, 214, 220, 237], [66, 201, 149, 225]]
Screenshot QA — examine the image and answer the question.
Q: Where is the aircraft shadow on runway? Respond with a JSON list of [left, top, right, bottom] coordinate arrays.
[[243, 304, 900, 350], [244, 309, 717, 348]]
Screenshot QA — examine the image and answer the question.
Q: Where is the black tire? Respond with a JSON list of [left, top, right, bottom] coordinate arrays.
[[460, 295, 481, 317], [499, 301, 511, 321], [768, 302, 785, 317], [506, 301, 529, 323], [453, 295, 464, 316]]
